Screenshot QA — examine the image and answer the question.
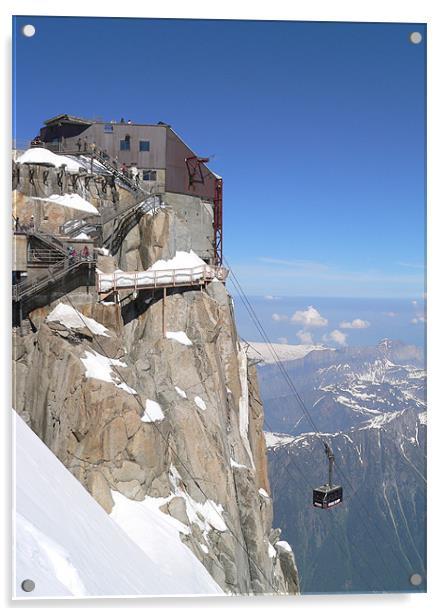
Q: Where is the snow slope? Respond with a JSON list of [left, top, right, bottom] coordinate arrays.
[[14, 412, 223, 598]]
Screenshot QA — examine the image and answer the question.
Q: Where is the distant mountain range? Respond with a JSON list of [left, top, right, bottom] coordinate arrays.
[[255, 339, 425, 435], [255, 339, 426, 593]]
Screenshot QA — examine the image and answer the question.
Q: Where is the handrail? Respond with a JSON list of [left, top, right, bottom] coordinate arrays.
[[102, 196, 161, 252], [28, 249, 66, 264], [97, 265, 229, 294]]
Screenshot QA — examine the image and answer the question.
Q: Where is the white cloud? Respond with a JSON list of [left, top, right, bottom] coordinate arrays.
[[411, 316, 426, 324], [412, 300, 418, 306], [339, 318, 370, 330], [291, 306, 328, 328], [323, 329, 347, 347], [264, 295, 280, 301], [296, 330, 314, 345], [277, 337, 288, 344], [383, 311, 397, 318], [272, 313, 288, 322]]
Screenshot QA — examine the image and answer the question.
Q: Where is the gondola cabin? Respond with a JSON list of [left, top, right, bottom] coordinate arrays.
[[313, 442, 343, 509], [313, 484, 343, 509]]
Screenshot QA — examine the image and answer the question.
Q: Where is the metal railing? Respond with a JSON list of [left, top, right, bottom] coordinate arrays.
[[28, 249, 66, 264], [103, 196, 161, 253], [97, 265, 229, 295]]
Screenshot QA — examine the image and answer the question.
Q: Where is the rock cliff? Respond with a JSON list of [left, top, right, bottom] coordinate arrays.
[[13, 206, 299, 595]]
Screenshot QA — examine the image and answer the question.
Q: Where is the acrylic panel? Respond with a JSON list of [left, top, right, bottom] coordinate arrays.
[[12, 16, 426, 598]]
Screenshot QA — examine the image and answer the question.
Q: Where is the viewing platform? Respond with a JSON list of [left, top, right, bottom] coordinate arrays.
[[96, 264, 229, 297]]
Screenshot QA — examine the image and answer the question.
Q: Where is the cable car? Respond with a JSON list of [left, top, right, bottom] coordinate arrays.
[[313, 442, 343, 509]]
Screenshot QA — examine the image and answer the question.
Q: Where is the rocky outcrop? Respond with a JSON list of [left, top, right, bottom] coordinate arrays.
[[12, 205, 299, 595]]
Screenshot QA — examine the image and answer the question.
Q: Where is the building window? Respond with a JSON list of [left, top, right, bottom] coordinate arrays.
[[142, 170, 156, 181], [120, 135, 131, 151], [139, 140, 150, 152], [104, 124, 113, 133]]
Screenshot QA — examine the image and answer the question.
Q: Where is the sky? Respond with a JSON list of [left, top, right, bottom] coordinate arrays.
[[230, 294, 426, 349], [13, 17, 425, 308]]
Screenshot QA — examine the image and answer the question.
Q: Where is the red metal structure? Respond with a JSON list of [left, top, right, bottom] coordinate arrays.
[[185, 155, 223, 266], [185, 155, 210, 188], [214, 177, 223, 266]]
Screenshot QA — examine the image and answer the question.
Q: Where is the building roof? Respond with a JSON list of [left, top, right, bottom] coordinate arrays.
[[44, 114, 92, 126], [44, 115, 171, 128]]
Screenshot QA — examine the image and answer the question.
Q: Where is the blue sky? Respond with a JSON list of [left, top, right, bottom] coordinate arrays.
[[13, 17, 425, 300]]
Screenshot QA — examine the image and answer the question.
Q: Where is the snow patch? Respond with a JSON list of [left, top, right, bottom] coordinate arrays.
[[17, 147, 86, 173], [258, 488, 270, 499], [238, 347, 255, 468], [264, 432, 295, 449], [141, 400, 165, 423], [194, 396, 207, 411], [47, 303, 110, 337], [166, 331, 193, 346], [169, 466, 227, 533], [276, 540, 292, 553], [80, 350, 136, 394], [175, 386, 187, 399], [31, 193, 99, 214], [230, 458, 247, 469]]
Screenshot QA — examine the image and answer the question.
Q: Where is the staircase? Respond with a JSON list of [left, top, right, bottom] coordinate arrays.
[[92, 152, 150, 197], [103, 196, 161, 254], [60, 217, 101, 240], [12, 257, 96, 302], [28, 230, 68, 256]]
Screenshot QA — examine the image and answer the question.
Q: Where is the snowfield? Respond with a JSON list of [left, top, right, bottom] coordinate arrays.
[[14, 412, 223, 597], [245, 341, 330, 364]]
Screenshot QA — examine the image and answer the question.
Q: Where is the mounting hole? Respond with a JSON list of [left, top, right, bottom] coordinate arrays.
[[409, 32, 422, 45], [410, 573, 423, 586], [22, 24, 36, 38], [21, 579, 35, 592]]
